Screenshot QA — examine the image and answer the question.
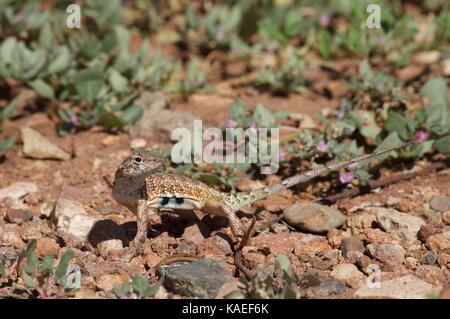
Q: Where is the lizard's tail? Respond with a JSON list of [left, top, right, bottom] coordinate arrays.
[[222, 140, 418, 212]]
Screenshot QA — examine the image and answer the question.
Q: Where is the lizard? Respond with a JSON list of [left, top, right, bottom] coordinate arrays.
[[112, 140, 418, 262]]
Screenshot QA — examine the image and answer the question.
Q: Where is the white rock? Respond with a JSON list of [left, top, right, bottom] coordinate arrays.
[[129, 138, 146, 149], [330, 263, 366, 289], [21, 127, 71, 161], [354, 274, 439, 299], [52, 198, 98, 240], [0, 182, 38, 200], [370, 208, 425, 245], [97, 239, 123, 259]]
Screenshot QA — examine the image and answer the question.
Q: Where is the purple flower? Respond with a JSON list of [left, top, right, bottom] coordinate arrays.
[[416, 130, 428, 143], [225, 119, 237, 128], [378, 35, 387, 45], [316, 141, 330, 153], [336, 108, 346, 119], [339, 172, 353, 184], [248, 123, 259, 134], [70, 114, 79, 126], [216, 23, 225, 41], [265, 41, 279, 53], [14, 13, 23, 22], [319, 12, 332, 27], [279, 149, 286, 161]]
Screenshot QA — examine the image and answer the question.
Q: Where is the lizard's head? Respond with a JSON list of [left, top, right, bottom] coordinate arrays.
[[116, 148, 164, 178]]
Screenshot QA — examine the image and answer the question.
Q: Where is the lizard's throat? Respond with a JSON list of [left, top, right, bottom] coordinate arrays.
[[112, 175, 146, 212]]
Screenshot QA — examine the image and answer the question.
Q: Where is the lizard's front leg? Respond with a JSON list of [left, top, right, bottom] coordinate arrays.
[[120, 200, 152, 262]]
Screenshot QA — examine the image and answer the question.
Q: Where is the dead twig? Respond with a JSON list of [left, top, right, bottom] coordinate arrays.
[[234, 215, 257, 280], [319, 162, 446, 204]]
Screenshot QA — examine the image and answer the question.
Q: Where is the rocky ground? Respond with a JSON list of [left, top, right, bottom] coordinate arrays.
[[0, 95, 449, 299]]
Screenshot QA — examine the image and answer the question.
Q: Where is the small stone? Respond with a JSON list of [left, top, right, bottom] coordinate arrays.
[[256, 195, 292, 212], [415, 265, 447, 286], [386, 196, 401, 207], [418, 224, 440, 243], [270, 223, 289, 234], [426, 231, 450, 254], [346, 212, 376, 235], [156, 258, 233, 298], [405, 257, 419, 270], [437, 253, 450, 268], [144, 251, 163, 268], [35, 237, 60, 258], [443, 211, 450, 225], [52, 198, 98, 240], [0, 227, 24, 249], [367, 243, 406, 269], [341, 237, 365, 260], [310, 280, 346, 296], [39, 201, 55, 218], [181, 224, 208, 245], [421, 250, 437, 265], [413, 50, 440, 64], [354, 274, 438, 299], [129, 138, 146, 149], [21, 127, 71, 160], [0, 182, 38, 201], [5, 209, 33, 224], [372, 207, 425, 245], [283, 203, 346, 233], [95, 273, 130, 292], [215, 279, 241, 299], [429, 195, 450, 212], [330, 263, 366, 289], [364, 228, 391, 244], [294, 234, 332, 258], [251, 233, 302, 255], [443, 59, 450, 76], [97, 239, 123, 259], [326, 229, 349, 248], [235, 178, 266, 192]]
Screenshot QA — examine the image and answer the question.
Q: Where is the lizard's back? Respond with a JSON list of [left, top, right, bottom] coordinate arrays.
[[145, 173, 224, 210]]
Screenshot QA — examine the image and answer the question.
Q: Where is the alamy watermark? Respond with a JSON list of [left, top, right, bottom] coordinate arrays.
[[171, 120, 280, 174]]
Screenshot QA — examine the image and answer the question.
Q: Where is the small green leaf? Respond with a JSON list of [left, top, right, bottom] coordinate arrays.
[[109, 69, 129, 93], [48, 46, 71, 74], [435, 135, 450, 153], [22, 271, 36, 288], [194, 172, 225, 186], [373, 132, 403, 161], [120, 105, 142, 125], [252, 103, 276, 128], [0, 264, 5, 277], [42, 255, 54, 272], [74, 69, 104, 102], [54, 250, 75, 282], [229, 98, 247, 124], [28, 79, 55, 99], [132, 275, 149, 298], [275, 254, 291, 274]]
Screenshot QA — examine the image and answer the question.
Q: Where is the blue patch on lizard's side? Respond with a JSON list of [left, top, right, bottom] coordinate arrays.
[[160, 196, 184, 207]]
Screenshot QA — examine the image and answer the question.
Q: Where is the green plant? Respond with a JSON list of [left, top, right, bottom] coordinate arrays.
[[226, 254, 319, 299], [109, 274, 161, 299]]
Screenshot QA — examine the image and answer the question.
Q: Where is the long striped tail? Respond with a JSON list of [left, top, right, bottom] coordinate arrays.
[[222, 140, 418, 212]]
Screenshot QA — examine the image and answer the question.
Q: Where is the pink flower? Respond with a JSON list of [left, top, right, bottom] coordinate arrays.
[[316, 141, 330, 153], [225, 119, 237, 128], [416, 130, 428, 143], [248, 123, 259, 134], [265, 41, 279, 53], [70, 114, 79, 126], [279, 149, 286, 161], [319, 12, 332, 27], [14, 13, 23, 22], [339, 172, 353, 184], [378, 35, 387, 45]]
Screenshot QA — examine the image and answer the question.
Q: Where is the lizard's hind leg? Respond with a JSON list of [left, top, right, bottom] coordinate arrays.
[[222, 205, 245, 239]]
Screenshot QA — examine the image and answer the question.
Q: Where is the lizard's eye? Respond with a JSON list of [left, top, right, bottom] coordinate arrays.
[[132, 156, 143, 165]]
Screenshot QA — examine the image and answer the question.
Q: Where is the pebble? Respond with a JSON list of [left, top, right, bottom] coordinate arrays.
[[129, 138, 146, 149], [341, 237, 365, 260], [0, 182, 38, 201], [437, 253, 450, 268], [443, 211, 450, 225], [421, 250, 437, 265], [310, 280, 346, 296], [52, 198, 98, 240], [430, 195, 450, 212], [330, 263, 366, 289], [181, 223, 208, 245], [95, 273, 130, 292], [415, 265, 447, 286], [270, 223, 289, 234], [354, 274, 438, 299], [367, 243, 406, 269], [371, 207, 425, 245], [97, 239, 123, 260], [426, 231, 450, 254], [283, 203, 346, 233], [5, 209, 33, 224], [21, 127, 71, 160], [156, 258, 233, 298]]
